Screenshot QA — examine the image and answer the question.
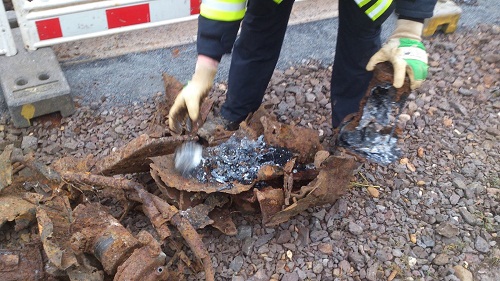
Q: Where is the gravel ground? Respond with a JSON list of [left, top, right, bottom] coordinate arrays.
[[1, 8, 500, 281]]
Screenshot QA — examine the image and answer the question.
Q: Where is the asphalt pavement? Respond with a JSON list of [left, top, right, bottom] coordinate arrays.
[[0, 1, 498, 115]]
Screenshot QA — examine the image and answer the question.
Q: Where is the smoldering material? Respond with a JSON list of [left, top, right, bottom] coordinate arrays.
[[338, 84, 406, 165], [189, 135, 294, 185], [174, 141, 203, 177]]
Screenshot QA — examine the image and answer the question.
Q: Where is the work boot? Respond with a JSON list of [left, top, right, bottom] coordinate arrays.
[[197, 112, 241, 145]]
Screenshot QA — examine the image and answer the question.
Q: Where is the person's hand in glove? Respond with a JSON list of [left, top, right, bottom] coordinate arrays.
[[366, 19, 428, 90], [169, 56, 218, 134]]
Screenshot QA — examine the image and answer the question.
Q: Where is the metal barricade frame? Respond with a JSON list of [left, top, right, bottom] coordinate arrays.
[[12, 0, 199, 50], [0, 0, 16, 56]]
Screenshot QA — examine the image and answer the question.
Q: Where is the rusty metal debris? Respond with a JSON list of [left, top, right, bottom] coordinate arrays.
[[36, 195, 80, 277], [71, 203, 171, 280], [0, 243, 44, 281], [92, 134, 198, 176], [0, 70, 379, 280], [337, 62, 411, 165], [0, 192, 41, 230]]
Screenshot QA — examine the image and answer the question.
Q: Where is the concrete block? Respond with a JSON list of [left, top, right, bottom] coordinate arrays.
[[0, 28, 74, 128], [423, 0, 463, 37]]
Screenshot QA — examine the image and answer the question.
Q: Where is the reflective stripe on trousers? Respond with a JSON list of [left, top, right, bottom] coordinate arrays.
[[201, 0, 247, 21], [354, 0, 393, 21]]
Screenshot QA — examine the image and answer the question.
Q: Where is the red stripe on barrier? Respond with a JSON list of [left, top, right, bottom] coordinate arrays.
[[190, 0, 200, 15], [106, 4, 150, 29], [36, 18, 63, 40]]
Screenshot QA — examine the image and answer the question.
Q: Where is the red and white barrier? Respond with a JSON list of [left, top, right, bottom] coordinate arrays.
[[12, 0, 201, 50], [0, 0, 16, 56]]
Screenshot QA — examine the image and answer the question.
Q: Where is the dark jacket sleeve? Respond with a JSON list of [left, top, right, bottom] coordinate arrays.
[[197, 16, 241, 62], [395, 0, 437, 19]]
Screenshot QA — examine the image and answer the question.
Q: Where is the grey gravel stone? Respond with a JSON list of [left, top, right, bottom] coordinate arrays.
[[312, 261, 324, 274], [254, 233, 274, 248], [450, 193, 460, 205], [236, 225, 253, 240], [433, 253, 450, 266], [276, 230, 292, 244], [281, 272, 299, 281], [348, 222, 364, 235], [310, 230, 328, 242], [459, 207, 478, 226], [348, 251, 365, 265], [437, 222, 460, 238], [229, 256, 244, 272], [475, 236, 491, 253], [21, 135, 38, 150]]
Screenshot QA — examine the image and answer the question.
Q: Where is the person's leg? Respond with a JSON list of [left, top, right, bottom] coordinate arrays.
[[221, 0, 295, 123], [330, 0, 382, 128]]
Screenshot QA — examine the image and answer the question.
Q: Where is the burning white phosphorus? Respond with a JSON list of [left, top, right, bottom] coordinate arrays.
[[174, 141, 204, 177], [179, 135, 294, 185]]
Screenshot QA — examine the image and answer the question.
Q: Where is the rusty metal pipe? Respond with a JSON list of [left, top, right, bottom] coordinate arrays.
[[71, 204, 142, 275]]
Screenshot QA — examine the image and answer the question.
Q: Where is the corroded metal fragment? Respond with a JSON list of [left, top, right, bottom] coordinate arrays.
[[0, 243, 44, 281], [150, 154, 255, 195], [180, 193, 229, 229], [0, 192, 41, 229], [209, 208, 237, 236], [265, 156, 359, 227], [261, 116, 322, 163], [114, 231, 169, 281], [71, 203, 142, 275], [92, 134, 198, 176], [255, 187, 285, 225], [36, 196, 78, 271]]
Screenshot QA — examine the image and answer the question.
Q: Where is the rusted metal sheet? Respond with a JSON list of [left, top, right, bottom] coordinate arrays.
[[150, 154, 255, 195], [0, 192, 41, 229], [209, 208, 237, 236], [265, 155, 359, 227], [261, 116, 322, 163], [180, 193, 229, 229], [114, 231, 169, 281], [52, 155, 96, 174], [150, 194, 215, 281], [255, 187, 285, 225], [36, 196, 78, 271], [66, 257, 104, 281], [70, 203, 142, 275], [151, 167, 204, 210], [0, 243, 44, 281], [92, 134, 198, 176]]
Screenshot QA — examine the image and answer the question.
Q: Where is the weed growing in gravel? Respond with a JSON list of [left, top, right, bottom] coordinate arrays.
[[490, 256, 500, 266], [350, 172, 381, 189], [488, 176, 500, 188], [475, 211, 496, 232], [444, 242, 467, 253]]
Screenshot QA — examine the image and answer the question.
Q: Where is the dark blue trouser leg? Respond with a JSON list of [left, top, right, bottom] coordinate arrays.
[[331, 0, 382, 128], [221, 0, 295, 123]]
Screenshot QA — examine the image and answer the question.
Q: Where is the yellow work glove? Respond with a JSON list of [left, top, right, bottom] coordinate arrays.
[[168, 62, 217, 134], [366, 19, 428, 90]]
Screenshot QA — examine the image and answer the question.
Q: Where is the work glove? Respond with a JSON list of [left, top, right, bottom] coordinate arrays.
[[366, 19, 428, 90], [168, 62, 217, 134]]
